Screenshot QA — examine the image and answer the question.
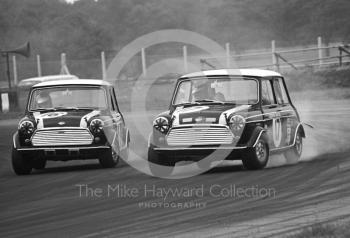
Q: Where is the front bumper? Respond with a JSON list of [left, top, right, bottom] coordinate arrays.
[[152, 145, 247, 162], [16, 145, 111, 160]]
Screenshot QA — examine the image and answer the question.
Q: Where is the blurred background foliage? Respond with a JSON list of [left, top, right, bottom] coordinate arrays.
[[1, 0, 350, 59]]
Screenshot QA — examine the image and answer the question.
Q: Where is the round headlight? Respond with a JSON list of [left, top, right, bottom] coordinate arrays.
[[89, 119, 104, 134], [153, 116, 169, 134], [18, 120, 35, 135], [229, 115, 246, 131]]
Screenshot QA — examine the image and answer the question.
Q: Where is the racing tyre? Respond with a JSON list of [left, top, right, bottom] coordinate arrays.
[[99, 148, 119, 168], [284, 130, 303, 164], [32, 158, 47, 170], [242, 133, 269, 170], [12, 146, 32, 175], [148, 145, 174, 177], [120, 132, 130, 161], [121, 146, 129, 162]]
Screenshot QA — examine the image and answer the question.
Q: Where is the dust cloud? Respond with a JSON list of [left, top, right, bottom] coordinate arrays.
[[267, 87, 350, 168]]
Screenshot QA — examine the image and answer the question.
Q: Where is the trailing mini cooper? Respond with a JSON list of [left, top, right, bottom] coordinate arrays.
[[12, 79, 130, 175], [148, 69, 305, 174]]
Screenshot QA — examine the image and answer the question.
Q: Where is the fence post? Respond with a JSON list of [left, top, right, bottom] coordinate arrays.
[[60, 53, 70, 75], [141, 48, 147, 77], [36, 54, 42, 77], [12, 55, 18, 86], [101, 51, 106, 80], [1, 93, 9, 113], [183, 45, 188, 73], [225, 43, 231, 68], [271, 40, 278, 71], [339, 47, 343, 66], [317, 36, 323, 67]]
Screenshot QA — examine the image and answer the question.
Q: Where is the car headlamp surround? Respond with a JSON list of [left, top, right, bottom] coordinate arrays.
[[153, 116, 170, 134], [89, 118, 104, 134], [18, 120, 35, 135], [229, 115, 246, 131]]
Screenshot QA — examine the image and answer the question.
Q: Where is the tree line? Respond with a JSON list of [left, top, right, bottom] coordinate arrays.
[[0, 0, 349, 60]]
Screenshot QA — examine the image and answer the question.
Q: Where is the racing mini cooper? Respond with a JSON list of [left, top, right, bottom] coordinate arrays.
[[12, 79, 130, 175], [148, 69, 305, 174]]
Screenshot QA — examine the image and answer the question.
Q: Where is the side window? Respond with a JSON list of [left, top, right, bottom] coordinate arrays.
[[272, 78, 289, 105], [261, 80, 275, 105], [109, 88, 116, 111], [112, 88, 120, 112], [278, 79, 289, 104]]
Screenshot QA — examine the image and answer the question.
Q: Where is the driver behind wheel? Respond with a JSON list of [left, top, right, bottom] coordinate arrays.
[[36, 91, 52, 108], [192, 79, 225, 101]]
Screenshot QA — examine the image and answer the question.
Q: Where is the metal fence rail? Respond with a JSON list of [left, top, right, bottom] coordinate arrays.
[[1, 36, 350, 113], [200, 37, 350, 72]]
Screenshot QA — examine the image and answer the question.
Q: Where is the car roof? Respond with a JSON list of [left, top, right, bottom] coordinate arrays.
[[181, 69, 281, 78], [32, 79, 113, 88], [18, 75, 78, 87]]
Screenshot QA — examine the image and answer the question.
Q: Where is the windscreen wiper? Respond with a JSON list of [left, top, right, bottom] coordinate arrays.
[[194, 99, 225, 104], [52, 106, 80, 111], [32, 108, 56, 112], [176, 102, 201, 106]]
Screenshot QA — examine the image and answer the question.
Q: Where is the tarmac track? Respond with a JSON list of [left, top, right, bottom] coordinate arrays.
[[0, 98, 350, 237]]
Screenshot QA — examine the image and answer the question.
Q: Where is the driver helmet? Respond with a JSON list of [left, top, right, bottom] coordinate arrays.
[[192, 78, 215, 100], [36, 91, 52, 108]]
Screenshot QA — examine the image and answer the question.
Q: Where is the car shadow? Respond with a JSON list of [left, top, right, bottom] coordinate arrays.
[[204, 164, 245, 174], [31, 161, 128, 175]]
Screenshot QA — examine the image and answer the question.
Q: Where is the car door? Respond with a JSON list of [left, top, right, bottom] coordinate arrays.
[[260, 78, 283, 150], [110, 87, 128, 150], [271, 78, 298, 148]]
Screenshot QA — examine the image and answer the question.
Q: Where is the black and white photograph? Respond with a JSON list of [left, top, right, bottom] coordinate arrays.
[[1, 0, 350, 237]]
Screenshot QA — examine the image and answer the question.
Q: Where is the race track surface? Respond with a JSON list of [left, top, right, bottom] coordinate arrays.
[[1, 98, 350, 237]]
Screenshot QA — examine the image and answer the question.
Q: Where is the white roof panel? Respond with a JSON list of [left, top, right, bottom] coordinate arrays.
[[33, 79, 112, 88], [181, 69, 281, 78], [18, 75, 78, 87]]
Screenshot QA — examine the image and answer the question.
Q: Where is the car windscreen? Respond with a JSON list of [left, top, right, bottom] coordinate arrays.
[[29, 86, 107, 111], [173, 77, 258, 105]]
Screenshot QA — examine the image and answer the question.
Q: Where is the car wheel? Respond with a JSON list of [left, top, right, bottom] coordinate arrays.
[[11, 146, 32, 175], [242, 133, 269, 170], [121, 146, 129, 162], [148, 146, 174, 177], [32, 158, 46, 170], [99, 148, 119, 168], [121, 134, 130, 161], [284, 130, 303, 164]]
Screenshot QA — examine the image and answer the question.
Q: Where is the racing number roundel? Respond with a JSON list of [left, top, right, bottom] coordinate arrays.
[[272, 118, 282, 147]]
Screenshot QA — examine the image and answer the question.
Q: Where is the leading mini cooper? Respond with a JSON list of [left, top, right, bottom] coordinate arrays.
[[12, 79, 130, 175], [148, 69, 305, 174]]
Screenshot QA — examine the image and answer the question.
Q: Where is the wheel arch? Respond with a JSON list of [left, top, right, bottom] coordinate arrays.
[[147, 131, 154, 148], [246, 126, 268, 148], [297, 123, 306, 138], [12, 131, 20, 149]]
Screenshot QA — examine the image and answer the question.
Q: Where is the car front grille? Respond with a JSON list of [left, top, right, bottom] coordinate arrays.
[[31, 128, 93, 146], [166, 126, 233, 146]]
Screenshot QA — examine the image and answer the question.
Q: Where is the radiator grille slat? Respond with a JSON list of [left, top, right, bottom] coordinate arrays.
[[167, 126, 233, 146], [32, 129, 93, 146]]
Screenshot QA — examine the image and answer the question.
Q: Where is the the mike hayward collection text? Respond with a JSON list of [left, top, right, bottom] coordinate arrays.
[[75, 183, 276, 200]]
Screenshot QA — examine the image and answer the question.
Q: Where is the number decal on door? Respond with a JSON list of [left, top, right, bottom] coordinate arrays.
[[272, 118, 282, 147], [285, 118, 292, 145]]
